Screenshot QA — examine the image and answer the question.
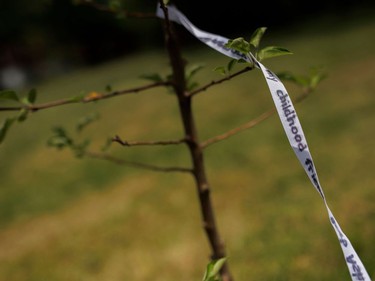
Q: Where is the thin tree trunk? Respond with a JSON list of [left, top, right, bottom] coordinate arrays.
[[159, 2, 233, 281]]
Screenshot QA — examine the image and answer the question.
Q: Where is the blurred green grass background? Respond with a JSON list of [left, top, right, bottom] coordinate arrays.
[[0, 17, 375, 281]]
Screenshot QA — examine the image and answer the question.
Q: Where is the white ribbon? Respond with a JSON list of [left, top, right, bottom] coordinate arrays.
[[258, 63, 370, 281], [157, 4, 371, 280]]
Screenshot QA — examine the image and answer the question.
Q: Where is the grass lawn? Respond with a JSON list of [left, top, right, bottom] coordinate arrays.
[[0, 14, 375, 281]]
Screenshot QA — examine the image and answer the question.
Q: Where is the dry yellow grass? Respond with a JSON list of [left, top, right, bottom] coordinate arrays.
[[0, 16, 375, 281]]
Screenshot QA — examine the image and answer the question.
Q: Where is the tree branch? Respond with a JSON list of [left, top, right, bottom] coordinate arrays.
[[85, 151, 192, 173], [188, 66, 253, 97], [0, 81, 170, 112], [112, 135, 187, 147], [202, 108, 275, 148], [201, 88, 313, 148], [82, 81, 171, 102]]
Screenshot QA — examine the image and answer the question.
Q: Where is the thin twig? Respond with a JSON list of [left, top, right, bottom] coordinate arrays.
[[85, 151, 192, 173], [188, 66, 253, 97], [0, 81, 170, 112], [82, 81, 171, 102], [201, 109, 275, 148], [0, 99, 75, 112], [112, 135, 187, 147], [201, 88, 312, 148]]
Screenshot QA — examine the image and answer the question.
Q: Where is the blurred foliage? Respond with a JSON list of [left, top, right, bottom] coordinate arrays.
[[1, 0, 374, 68], [0, 0, 160, 68]]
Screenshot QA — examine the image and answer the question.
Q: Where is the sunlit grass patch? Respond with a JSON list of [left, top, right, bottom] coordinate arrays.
[[0, 17, 375, 281]]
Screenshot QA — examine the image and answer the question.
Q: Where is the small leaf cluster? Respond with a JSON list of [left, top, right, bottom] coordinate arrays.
[[277, 67, 326, 90], [202, 258, 227, 281], [213, 58, 245, 76], [47, 113, 101, 157], [47, 126, 91, 158], [225, 27, 292, 62], [139, 72, 174, 94], [0, 88, 37, 107], [0, 89, 38, 144], [76, 112, 100, 132], [140, 63, 206, 91], [185, 64, 205, 91]]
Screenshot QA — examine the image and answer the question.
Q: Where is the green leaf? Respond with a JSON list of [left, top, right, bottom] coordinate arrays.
[[276, 71, 297, 82], [213, 66, 227, 76], [227, 59, 237, 73], [278, 68, 326, 89], [202, 262, 214, 281], [308, 67, 326, 89], [139, 73, 163, 83], [309, 73, 325, 88], [249, 27, 267, 49], [21, 88, 37, 105], [163, 0, 170, 4], [76, 113, 100, 132], [185, 64, 205, 91], [187, 81, 199, 91], [277, 72, 310, 87], [0, 118, 15, 144], [294, 76, 310, 87], [225, 37, 251, 55], [17, 108, 28, 122], [0, 90, 19, 102], [47, 136, 69, 149], [186, 64, 205, 81], [27, 88, 37, 104], [47, 126, 73, 149], [211, 258, 227, 277], [257, 46, 292, 61], [202, 258, 227, 281]]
